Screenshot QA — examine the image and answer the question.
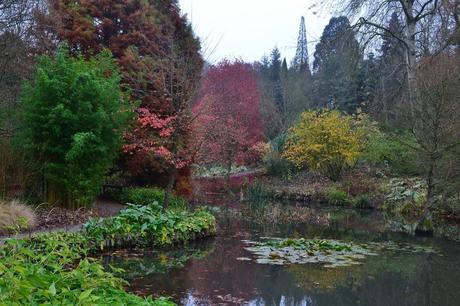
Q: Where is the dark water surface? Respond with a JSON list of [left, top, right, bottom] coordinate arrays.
[[104, 206, 460, 306]]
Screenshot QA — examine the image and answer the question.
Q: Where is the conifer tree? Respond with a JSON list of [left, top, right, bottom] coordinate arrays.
[[372, 12, 406, 123], [270, 47, 284, 115], [313, 16, 361, 112], [292, 16, 311, 76]]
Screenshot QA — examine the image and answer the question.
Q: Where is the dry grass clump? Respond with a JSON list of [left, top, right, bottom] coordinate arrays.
[[0, 199, 37, 235]]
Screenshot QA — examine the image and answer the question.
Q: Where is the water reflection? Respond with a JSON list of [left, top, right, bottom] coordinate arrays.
[[104, 205, 460, 306]]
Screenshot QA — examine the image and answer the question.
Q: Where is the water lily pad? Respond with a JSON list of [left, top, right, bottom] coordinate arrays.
[[242, 238, 438, 268]]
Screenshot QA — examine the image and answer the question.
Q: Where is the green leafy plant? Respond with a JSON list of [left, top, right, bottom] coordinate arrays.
[[20, 46, 130, 208], [247, 181, 276, 205], [83, 203, 216, 249], [0, 232, 173, 305], [121, 187, 187, 209], [363, 129, 422, 176], [352, 193, 375, 209], [325, 188, 350, 206], [243, 237, 437, 268], [264, 133, 295, 177]]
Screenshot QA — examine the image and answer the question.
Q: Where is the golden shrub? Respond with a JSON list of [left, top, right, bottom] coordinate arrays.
[[283, 110, 369, 181]]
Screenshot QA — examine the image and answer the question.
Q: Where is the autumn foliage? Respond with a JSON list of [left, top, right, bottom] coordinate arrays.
[[52, 0, 203, 187], [283, 110, 368, 181], [193, 60, 264, 170]]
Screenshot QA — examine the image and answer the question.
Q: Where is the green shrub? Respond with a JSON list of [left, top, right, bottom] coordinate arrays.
[[247, 181, 276, 204], [326, 188, 350, 206], [264, 133, 295, 177], [264, 154, 294, 177], [121, 187, 187, 209], [84, 204, 216, 248], [352, 193, 374, 209], [364, 130, 422, 176], [438, 197, 460, 217], [20, 46, 130, 208]]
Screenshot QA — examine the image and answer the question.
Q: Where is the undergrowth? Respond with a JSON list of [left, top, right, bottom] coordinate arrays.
[[0, 232, 173, 305]]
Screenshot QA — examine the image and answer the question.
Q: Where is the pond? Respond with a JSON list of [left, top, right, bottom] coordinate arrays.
[[103, 204, 460, 306]]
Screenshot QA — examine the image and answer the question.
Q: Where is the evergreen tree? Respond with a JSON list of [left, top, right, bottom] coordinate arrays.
[[255, 55, 283, 139], [270, 47, 284, 114], [281, 58, 288, 78], [372, 12, 406, 123], [21, 47, 129, 208], [313, 16, 362, 112], [358, 52, 379, 110], [292, 16, 311, 76]]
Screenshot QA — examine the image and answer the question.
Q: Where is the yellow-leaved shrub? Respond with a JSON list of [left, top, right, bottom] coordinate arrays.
[[283, 110, 370, 181]]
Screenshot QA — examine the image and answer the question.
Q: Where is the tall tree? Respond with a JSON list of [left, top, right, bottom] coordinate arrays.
[[330, 0, 441, 110], [254, 56, 283, 139], [292, 16, 311, 76], [52, 0, 203, 200], [193, 60, 264, 176], [372, 12, 406, 123], [270, 47, 284, 116], [406, 55, 460, 234], [313, 16, 362, 112], [20, 48, 129, 208]]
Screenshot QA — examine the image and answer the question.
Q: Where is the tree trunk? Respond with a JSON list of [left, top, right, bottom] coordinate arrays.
[[163, 169, 176, 209], [405, 19, 418, 111], [416, 157, 436, 236]]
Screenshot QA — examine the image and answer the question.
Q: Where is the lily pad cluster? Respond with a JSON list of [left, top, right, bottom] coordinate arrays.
[[243, 238, 378, 268], [242, 237, 438, 268]]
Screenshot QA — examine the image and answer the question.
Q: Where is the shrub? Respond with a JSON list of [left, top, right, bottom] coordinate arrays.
[[0, 199, 37, 235], [283, 110, 369, 181], [364, 129, 422, 176], [352, 193, 375, 209], [264, 133, 295, 177], [20, 46, 130, 208], [247, 181, 276, 204], [326, 188, 350, 206], [121, 187, 187, 209], [83, 204, 216, 248]]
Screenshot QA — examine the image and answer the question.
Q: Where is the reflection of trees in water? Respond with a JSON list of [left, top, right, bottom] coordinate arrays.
[[281, 249, 460, 306], [101, 241, 215, 280], [101, 210, 460, 305]]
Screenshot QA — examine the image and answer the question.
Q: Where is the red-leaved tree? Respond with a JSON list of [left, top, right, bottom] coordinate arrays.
[[193, 60, 264, 175], [52, 0, 203, 202]]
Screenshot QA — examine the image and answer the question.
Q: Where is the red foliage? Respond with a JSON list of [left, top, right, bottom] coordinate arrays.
[[193, 60, 264, 167], [52, 0, 203, 186]]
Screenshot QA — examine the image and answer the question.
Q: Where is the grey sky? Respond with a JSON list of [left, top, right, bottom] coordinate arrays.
[[178, 0, 332, 64]]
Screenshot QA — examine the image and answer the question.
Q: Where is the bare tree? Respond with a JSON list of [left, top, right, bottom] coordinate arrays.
[[404, 54, 460, 234], [323, 0, 442, 109]]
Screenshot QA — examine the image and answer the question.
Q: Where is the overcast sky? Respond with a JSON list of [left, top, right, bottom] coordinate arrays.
[[178, 0, 332, 64]]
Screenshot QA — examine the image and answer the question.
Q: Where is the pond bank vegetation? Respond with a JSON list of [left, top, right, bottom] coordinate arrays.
[[0, 188, 216, 305]]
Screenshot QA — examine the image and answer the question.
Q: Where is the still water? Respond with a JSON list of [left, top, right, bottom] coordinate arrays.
[[104, 206, 460, 306]]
